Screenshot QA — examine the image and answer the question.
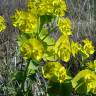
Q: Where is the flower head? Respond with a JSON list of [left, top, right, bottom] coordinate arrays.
[[83, 39, 94, 55], [42, 62, 69, 83], [86, 60, 96, 72], [57, 17, 72, 36], [72, 69, 96, 94], [71, 41, 81, 57], [55, 35, 71, 62], [20, 38, 44, 60], [27, 0, 67, 16], [80, 39, 95, 58], [12, 10, 38, 33]]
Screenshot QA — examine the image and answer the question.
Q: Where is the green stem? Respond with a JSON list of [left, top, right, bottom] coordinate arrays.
[[20, 59, 30, 94], [75, 82, 85, 90], [36, 16, 41, 39]]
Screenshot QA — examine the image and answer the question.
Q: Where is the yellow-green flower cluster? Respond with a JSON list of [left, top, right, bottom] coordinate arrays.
[[55, 35, 80, 62], [72, 69, 96, 94], [0, 16, 6, 32], [83, 39, 94, 55], [83, 70, 96, 94], [80, 39, 95, 58], [71, 41, 81, 57], [55, 17, 80, 62], [56, 16, 95, 62], [57, 17, 72, 36], [11, 0, 67, 34], [55, 35, 71, 62], [20, 38, 44, 60], [27, 0, 67, 16], [54, 29, 94, 62], [42, 62, 69, 83], [87, 80, 96, 94], [86, 60, 96, 72], [11, 10, 38, 33]]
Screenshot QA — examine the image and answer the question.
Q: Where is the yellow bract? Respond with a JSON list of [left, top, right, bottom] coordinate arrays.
[[55, 34, 80, 62], [0, 16, 6, 32], [83, 39, 94, 55], [20, 38, 44, 60], [80, 39, 95, 58], [27, 0, 67, 16], [86, 60, 96, 72], [71, 41, 81, 57], [57, 17, 72, 36], [55, 35, 71, 62], [72, 69, 96, 94], [42, 62, 69, 83], [87, 81, 96, 94], [12, 10, 38, 33], [85, 72, 96, 94]]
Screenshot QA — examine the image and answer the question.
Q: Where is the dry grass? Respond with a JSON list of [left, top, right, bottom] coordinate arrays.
[[66, 0, 96, 41]]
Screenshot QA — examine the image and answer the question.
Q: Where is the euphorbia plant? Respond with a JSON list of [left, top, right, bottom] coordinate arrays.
[[9, 0, 96, 96]]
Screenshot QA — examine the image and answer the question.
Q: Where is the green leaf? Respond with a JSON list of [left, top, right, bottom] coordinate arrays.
[[27, 60, 38, 76], [12, 71, 24, 83], [43, 35, 55, 45], [48, 80, 72, 96], [17, 33, 30, 46], [40, 15, 55, 30], [75, 78, 87, 95], [39, 28, 48, 40]]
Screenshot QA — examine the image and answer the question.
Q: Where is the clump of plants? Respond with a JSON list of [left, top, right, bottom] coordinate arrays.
[[0, 0, 96, 96]]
